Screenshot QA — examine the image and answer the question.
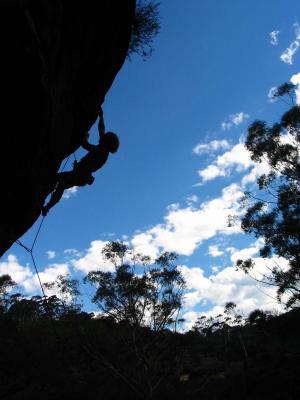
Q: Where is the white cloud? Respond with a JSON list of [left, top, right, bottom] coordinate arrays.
[[221, 112, 249, 131], [290, 71, 300, 104], [62, 186, 78, 199], [197, 142, 253, 184], [72, 240, 114, 273], [46, 250, 56, 260], [180, 252, 286, 322], [211, 266, 220, 274], [226, 246, 236, 254], [193, 140, 230, 155], [241, 161, 270, 187], [270, 30, 280, 46], [182, 310, 198, 330], [229, 239, 263, 263], [0, 254, 69, 294], [131, 232, 160, 260], [208, 245, 224, 257], [63, 248, 83, 259], [0, 255, 33, 288], [217, 143, 252, 171], [178, 237, 288, 328], [186, 195, 199, 206], [280, 23, 300, 64], [32, 263, 69, 293], [198, 164, 226, 183], [130, 184, 243, 257]]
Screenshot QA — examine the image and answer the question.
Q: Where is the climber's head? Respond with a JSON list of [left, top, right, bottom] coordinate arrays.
[[102, 132, 120, 153]]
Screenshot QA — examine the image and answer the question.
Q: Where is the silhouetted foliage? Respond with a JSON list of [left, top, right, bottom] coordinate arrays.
[[269, 82, 296, 102], [128, 0, 161, 59], [237, 83, 300, 308], [84, 242, 186, 331], [0, 274, 15, 314], [247, 308, 273, 326], [0, 272, 300, 399], [44, 273, 82, 315]]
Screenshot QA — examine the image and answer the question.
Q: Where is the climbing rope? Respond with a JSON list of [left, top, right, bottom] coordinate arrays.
[[15, 217, 46, 298], [14, 152, 75, 299]]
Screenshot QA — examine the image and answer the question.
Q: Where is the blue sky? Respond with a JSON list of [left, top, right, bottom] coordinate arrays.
[[2, 0, 300, 329]]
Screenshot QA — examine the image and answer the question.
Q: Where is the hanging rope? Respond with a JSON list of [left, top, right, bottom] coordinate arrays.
[[15, 217, 59, 338], [15, 216, 46, 298], [14, 150, 77, 296], [31, 216, 45, 251]]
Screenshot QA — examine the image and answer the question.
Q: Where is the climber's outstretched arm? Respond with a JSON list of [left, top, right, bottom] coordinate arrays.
[[81, 132, 98, 151], [98, 107, 105, 141]]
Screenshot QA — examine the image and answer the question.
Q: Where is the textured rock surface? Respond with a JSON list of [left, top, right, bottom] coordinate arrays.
[[0, 0, 135, 256]]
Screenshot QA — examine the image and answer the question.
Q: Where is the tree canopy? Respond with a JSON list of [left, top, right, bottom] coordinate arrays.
[[237, 83, 300, 308], [84, 241, 186, 331], [128, 0, 161, 59]]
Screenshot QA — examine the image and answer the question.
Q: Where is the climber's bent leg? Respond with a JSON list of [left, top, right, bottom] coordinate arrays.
[[41, 171, 95, 216], [41, 172, 74, 216], [41, 184, 65, 216]]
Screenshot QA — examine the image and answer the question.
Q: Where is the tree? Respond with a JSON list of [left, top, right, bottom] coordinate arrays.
[[84, 242, 186, 398], [84, 241, 186, 331], [237, 83, 300, 308], [128, 0, 160, 59], [247, 309, 272, 326], [44, 274, 82, 316], [0, 274, 15, 314]]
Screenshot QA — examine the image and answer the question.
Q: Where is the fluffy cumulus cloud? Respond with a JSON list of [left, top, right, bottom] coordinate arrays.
[[208, 245, 224, 257], [180, 246, 287, 330], [186, 195, 199, 206], [0, 254, 69, 294], [193, 139, 230, 155], [229, 238, 264, 263], [270, 30, 280, 46], [0, 255, 33, 289], [130, 184, 243, 257], [69, 217, 235, 270], [198, 164, 226, 183], [197, 142, 253, 184], [280, 23, 300, 64], [221, 112, 249, 131], [64, 248, 83, 258], [31, 263, 69, 293], [46, 250, 56, 260], [290, 71, 300, 104], [72, 240, 115, 273], [62, 186, 78, 199], [241, 160, 270, 187], [216, 142, 252, 171]]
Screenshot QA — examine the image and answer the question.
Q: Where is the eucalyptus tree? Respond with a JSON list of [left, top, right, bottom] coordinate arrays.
[[237, 83, 300, 308]]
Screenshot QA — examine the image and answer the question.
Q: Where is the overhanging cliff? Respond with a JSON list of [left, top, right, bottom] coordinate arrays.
[[0, 0, 135, 256]]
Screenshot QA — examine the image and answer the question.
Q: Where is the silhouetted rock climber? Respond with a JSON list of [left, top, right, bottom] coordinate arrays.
[[41, 108, 119, 216]]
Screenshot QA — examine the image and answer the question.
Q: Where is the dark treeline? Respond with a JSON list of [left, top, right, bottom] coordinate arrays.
[[1, 243, 300, 399], [1, 277, 300, 399]]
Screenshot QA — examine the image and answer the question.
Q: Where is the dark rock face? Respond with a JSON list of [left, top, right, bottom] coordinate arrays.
[[0, 0, 135, 256]]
